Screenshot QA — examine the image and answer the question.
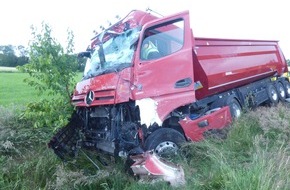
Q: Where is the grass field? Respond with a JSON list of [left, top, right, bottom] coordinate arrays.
[[0, 70, 290, 189], [0, 72, 41, 106], [0, 71, 83, 106]]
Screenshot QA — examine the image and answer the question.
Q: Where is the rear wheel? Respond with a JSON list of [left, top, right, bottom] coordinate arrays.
[[276, 82, 286, 101], [144, 128, 186, 159], [266, 84, 279, 106], [282, 81, 290, 98], [226, 96, 242, 119]]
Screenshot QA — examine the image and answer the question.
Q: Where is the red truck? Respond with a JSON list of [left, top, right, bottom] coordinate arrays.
[[49, 9, 290, 172]]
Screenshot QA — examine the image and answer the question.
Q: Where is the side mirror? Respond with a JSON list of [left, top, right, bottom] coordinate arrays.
[[78, 51, 91, 58]]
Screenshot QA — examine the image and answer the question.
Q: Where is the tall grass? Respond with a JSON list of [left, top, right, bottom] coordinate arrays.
[[0, 105, 58, 189], [0, 104, 289, 189], [181, 103, 290, 190]]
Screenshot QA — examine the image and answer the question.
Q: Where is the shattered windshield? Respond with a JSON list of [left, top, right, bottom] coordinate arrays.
[[83, 27, 140, 79]]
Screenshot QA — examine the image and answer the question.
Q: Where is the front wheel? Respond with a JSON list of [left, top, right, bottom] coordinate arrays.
[[144, 128, 186, 158]]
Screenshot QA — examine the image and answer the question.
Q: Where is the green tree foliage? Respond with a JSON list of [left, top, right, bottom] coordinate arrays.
[[0, 45, 29, 67], [18, 22, 78, 129], [287, 59, 290, 66], [77, 56, 86, 71], [1, 45, 15, 54]]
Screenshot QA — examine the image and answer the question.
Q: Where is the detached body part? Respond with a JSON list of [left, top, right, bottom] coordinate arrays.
[[48, 9, 290, 183]]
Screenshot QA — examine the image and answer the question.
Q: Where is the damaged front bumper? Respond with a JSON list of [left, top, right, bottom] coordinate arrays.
[[130, 151, 185, 187]]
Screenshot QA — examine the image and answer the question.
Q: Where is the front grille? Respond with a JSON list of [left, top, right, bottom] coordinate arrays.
[[72, 89, 115, 106], [93, 90, 115, 104]]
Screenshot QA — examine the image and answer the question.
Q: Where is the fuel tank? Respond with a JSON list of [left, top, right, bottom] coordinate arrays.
[[193, 38, 288, 99]]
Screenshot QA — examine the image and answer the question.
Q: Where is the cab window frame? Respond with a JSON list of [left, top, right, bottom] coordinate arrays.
[[140, 18, 185, 61]]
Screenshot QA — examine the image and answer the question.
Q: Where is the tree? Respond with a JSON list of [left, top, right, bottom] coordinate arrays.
[[0, 53, 17, 67], [17, 45, 28, 57], [287, 59, 290, 66], [18, 22, 78, 129], [0, 45, 29, 67], [0, 45, 15, 55]]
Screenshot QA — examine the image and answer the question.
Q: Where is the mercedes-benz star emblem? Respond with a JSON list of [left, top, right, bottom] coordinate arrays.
[[85, 90, 94, 105]]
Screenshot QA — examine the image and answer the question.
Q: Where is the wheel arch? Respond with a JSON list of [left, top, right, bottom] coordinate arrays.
[[162, 115, 187, 139]]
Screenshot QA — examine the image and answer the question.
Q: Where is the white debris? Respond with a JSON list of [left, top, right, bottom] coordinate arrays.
[[136, 98, 162, 127]]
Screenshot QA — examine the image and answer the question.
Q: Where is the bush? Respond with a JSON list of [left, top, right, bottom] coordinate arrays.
[[17, 22, 78, 130]]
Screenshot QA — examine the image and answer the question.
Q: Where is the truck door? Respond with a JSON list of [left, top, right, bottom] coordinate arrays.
[[132, 11, 194, 100]]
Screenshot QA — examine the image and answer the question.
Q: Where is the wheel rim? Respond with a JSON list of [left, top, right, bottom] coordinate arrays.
[[232, 103, 241, 118], [271, 88, 278, 101], [155, 141, 178, 157], [278, 83, 286, 99], [279, 87, 286, 98], [286, 83, 290, 97]]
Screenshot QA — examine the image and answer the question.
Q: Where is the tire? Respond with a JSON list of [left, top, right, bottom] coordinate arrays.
[[266, 84, 279, 106], [276, 82, 286, 102], [282, 81, 290, 98], [144, 128, 186, 158], [226, 96, 242, 119]]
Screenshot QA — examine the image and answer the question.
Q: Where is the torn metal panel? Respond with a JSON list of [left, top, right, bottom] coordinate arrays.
[[179, 106, 232, 141], [130, 151, 185, 187]]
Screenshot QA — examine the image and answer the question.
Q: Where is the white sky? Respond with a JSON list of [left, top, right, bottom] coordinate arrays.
[[0, 0, 289, 59]]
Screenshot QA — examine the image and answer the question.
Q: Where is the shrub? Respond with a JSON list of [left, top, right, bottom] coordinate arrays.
[[17, 22, 78, 129]]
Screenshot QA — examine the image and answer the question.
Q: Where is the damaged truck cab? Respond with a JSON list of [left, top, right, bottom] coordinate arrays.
[[49, 10, 290, 163]]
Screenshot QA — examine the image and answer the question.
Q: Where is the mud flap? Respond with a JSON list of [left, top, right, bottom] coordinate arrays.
[[130, 151, 185, 187]]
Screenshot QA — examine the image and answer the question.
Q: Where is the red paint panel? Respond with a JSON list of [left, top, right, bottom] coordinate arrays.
[[151, 91, 195, 122], [132, 50, 194, 99], [129, 10, 196, 121], [195, 38, 279, 46], [193, 38, 287, 99], [72, 68, 131, 106], [132, 11, 194, 102], [179, 107, 232, 141], [115, 68, 132, 103]]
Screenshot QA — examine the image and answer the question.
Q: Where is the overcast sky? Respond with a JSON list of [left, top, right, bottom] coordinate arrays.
[[1, 0, 289, 59]]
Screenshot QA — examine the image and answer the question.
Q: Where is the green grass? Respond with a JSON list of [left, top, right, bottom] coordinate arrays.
[[180, 104, 290, 190], [1, 104, 289, 189], [0, 73, 41, 106], [0, 72, 83, 106]]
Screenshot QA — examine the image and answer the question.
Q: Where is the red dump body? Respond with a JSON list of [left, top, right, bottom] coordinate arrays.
[[193, 38, 288, 99]]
